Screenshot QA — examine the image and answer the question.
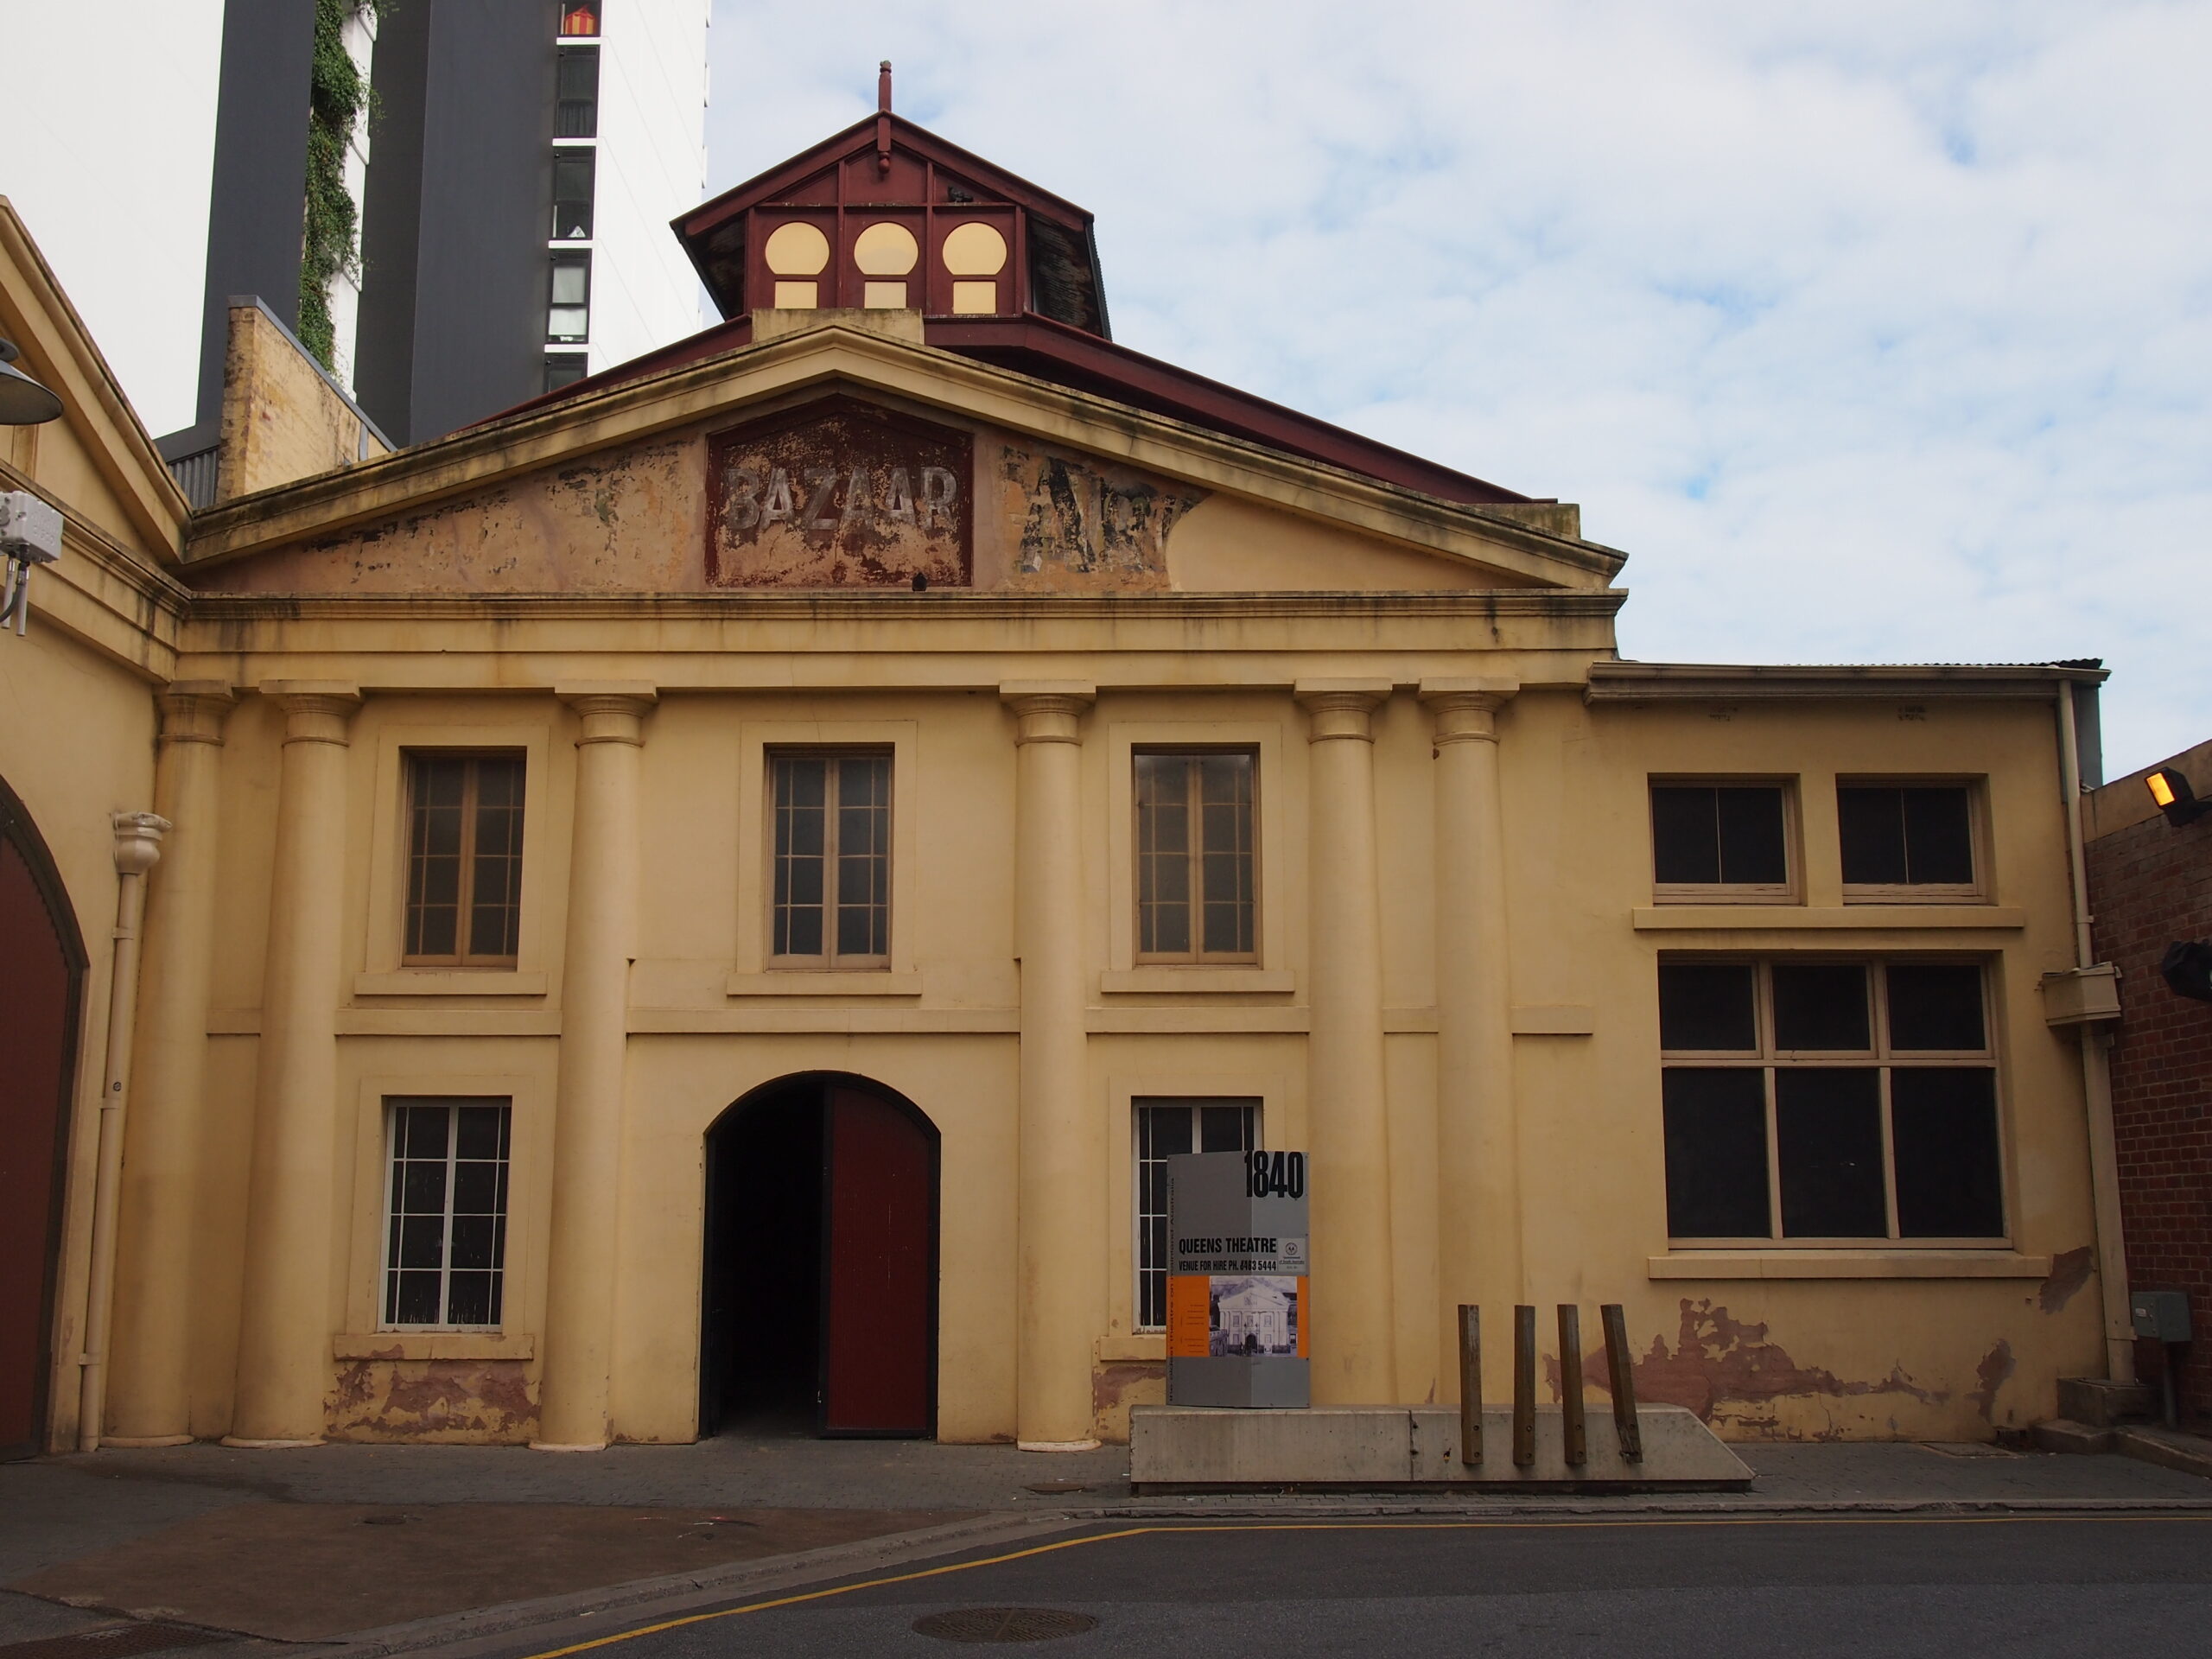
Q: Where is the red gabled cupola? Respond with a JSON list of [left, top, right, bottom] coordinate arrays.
[[676, 63, 1110, 336]]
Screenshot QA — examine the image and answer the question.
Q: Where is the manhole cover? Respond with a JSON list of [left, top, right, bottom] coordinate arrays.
[[0, 1625, 228, 1659], [912, 1607, 1099, 1643]]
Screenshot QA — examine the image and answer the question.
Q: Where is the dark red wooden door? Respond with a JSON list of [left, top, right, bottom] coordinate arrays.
[[0, 830, 79, 1460], [820, 1087, 935, 1436]]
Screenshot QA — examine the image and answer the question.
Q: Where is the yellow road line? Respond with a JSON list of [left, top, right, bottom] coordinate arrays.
[[512, 1511, 2212, 1659]]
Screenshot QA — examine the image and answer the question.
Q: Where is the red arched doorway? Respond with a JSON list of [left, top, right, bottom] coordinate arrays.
[[0, 776, 88, 1461], [700, 1074, 938, 1439]]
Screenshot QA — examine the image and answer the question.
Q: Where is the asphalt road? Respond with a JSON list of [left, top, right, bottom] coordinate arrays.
[[484, 1516, 2212, 1659]]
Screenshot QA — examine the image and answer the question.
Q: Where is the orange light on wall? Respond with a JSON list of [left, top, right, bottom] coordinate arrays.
[[2146, 766, 2209, 827]]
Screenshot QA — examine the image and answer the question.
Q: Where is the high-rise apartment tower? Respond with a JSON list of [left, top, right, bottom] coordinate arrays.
[[161, 0, 706, 486]]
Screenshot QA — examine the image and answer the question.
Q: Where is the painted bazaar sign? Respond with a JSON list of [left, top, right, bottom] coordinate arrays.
[[706, 398, 972, 588]]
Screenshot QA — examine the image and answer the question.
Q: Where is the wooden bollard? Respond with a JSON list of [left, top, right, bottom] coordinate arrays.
[[1558, 1305, 1586, 1466], [1601, 1302, 1643, 1463], [1457, 1305, 1482, 1466], [1512, 1304, 1536, 1466]]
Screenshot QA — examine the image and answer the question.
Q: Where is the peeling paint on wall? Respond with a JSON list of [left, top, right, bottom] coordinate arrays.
[[1972, 1339, 2017, 1421], [2037, 1247, 2095, 1313], [327, 1357, 537, 1443], [1091, 1359, 1164, 1445], [1000, 447, 1202, 592], [1630, 1300, 1948, 1431]]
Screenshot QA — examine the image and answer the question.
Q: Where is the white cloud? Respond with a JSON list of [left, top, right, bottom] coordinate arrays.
[[709, 0, 2212, 773]]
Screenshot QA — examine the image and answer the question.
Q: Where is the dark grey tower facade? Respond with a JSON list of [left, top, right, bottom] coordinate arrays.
[[355, 1, 558, 446]]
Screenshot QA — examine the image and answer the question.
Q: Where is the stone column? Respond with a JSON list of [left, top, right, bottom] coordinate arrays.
[[1296, 681, 1398, 1404], [1422, 679, 1520, 1401], [108, 684, 235, 1446], [535, 684, 655, 1451], [1002, 683, 1101, 1450], [226, 683, 359, 1446]]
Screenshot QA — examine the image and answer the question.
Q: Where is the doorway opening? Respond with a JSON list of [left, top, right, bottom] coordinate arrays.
[[700, 1073, 938, 1440], [0, 776, 87, 1462]]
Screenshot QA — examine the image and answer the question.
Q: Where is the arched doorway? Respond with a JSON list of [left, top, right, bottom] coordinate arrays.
[[0, 777, 87, 1461], [700, 1074, 938, 1439]]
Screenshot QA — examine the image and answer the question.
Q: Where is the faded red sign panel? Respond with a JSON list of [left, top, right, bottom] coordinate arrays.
[[706, 397, 972, 588]]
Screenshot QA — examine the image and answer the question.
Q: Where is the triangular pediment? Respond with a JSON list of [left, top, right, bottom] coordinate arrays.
[[181, 319, 1623, 598]]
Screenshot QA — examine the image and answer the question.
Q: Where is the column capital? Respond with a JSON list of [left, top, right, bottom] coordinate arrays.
[[262, 682, 361, 746], [156, 681, 237, 747], [1001, 682, 1095, 745], [110, 811, 170, 877], [1296, 680, 1390, 743], [1421, 678, 1519, 746], [557, 683, 658, 747]]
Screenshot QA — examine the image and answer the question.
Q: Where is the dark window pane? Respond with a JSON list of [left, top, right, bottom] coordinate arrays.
[[1199, 1104, 1255, 1153], [1651, 786, 1720, 884], [397, 1212, 447, 1269], [394, 1270, 443, 1326], [454, 1103, 503, 1160], [1886, 964, 1986, 1051], [1147, 1106, 1193, 1158], [544, 353, 588, 392], [1772, 964, 1871, 1052], [1715, 787, 1788, 885], [1903, 788, 1974, 885], [552, 152, 595, 239], [401, 1160, 448, 1217], [1775, 1069, 1887, 1236], [452, 1160, 499, 1215], [445, 1272, 494, 1327], [556, 47, 599, 137], [398, 1105, 447, 1159], [448, 1214, 497, 1271], [1838, 787, 1909, 886], [1662, 1069, 1770, 1237], [1891, 1068, 2004, 1236], [1658, 963, 1757, 1052]]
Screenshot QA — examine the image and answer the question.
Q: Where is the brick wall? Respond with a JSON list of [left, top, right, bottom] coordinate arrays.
[[2088, 793, 2212, 1423]]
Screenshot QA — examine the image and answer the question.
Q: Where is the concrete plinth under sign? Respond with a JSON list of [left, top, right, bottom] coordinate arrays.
[[1131, 1403, 1754, 1492]]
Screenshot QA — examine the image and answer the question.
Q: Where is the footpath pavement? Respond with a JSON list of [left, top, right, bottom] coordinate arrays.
[[3, 1426, 2208, 1657]]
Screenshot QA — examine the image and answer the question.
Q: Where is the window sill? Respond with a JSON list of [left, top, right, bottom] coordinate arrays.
[[727, 970, 922, 997], [353, 971, 548, 996], [334, 1332, 536, 1360], [1100, 1335, 1166, 1362], [1101, 969, 1294, 995], [1648, 1250, 2050, 1281], [1632, 906, 2024, 931]]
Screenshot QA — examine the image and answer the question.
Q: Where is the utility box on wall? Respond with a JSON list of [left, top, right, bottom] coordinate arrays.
[[1165, 1151, 1310, 1408]]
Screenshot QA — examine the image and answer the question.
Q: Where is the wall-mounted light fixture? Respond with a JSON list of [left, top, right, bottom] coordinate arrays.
[[0, 337, 62, 426], [2162, 940, 2212, 1003], [2145, 766, 2210, 828]]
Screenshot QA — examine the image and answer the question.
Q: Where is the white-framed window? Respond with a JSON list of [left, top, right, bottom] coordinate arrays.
[[383, 1097, 512, 1328], [1134, 1097, 1260, 1330], [1659, 957, 2005, 1244], [1838, 780, 1981, 901]]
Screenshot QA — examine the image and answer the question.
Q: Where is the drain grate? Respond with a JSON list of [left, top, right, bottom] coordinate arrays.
[[912, 1607, 1099, 1643], [0, 1625, 229, 1659]]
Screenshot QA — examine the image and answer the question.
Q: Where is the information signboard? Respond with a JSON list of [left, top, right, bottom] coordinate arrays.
[[1165, 1149, 1310, 1408]]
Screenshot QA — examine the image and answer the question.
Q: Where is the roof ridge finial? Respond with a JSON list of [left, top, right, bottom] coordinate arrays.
[[875, 61, 893, 175], [878, 60, 893, 113]]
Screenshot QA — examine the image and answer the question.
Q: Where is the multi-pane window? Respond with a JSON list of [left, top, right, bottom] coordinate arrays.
[[1650, 782, 1790, 899], [1135, 750, 1257, 961], [552, 149, 595, 239], [1135, 1098, 1260, 1330], [1839, 783, 1977, 896], [548, 254, 591, 341], [770, 751, 891, 966], [1660, 958, 2005, 1243], [543, 353, 588, 393], [404, 753, 525, 965], [555, 47, 599, 137], [384, 1099, 511, 1328]]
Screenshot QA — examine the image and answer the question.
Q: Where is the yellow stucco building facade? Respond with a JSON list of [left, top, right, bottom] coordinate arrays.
[[0, 108, 2133, 1460]]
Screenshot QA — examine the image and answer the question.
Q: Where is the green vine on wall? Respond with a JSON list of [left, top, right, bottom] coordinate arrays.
[[298, 0, 372, 370]]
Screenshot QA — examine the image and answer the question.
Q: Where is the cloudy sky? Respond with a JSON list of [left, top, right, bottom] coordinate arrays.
[[8, 1, 2207, 775]]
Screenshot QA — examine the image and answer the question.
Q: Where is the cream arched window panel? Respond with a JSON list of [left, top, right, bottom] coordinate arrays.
[[854, 222, 920, 309], [764, 221, 830, 309], [941, 222, 1007, 315]]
